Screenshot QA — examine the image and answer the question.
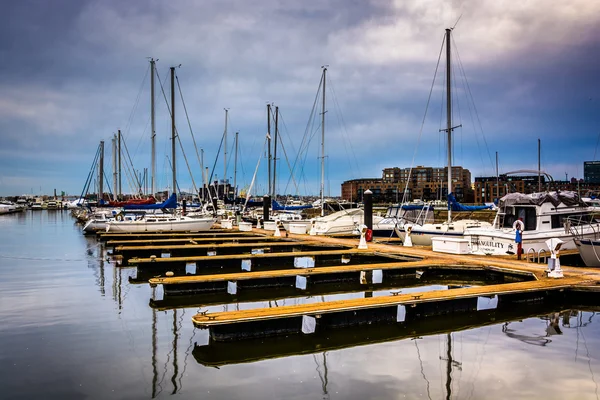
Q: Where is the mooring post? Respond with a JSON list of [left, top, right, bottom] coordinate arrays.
[[182, 199, 187, 216], [363, 189, 373, 241], [263, 195, 271, 222]]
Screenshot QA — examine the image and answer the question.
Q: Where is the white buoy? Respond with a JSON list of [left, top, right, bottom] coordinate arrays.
[[358, 224, 368, 249], [403, 224, 413, 247]]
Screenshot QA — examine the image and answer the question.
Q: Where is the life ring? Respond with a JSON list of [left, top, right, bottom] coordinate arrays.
[[512, 220, 524, 231], [116, 214, 124, 222]]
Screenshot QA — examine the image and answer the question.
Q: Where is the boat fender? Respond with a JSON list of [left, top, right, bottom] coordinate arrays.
[[512, 220, 524, 231]]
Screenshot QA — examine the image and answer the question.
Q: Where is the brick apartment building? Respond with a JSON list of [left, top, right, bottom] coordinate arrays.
[[341, 166, 473, 203]]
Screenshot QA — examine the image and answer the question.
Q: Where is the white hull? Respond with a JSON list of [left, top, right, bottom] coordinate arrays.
[[574, 239, 600, 267], [395, 220, 492, 246], [106, 216, 216, 233], [83, 220, 107, 233], [465, 225, 600, 256]]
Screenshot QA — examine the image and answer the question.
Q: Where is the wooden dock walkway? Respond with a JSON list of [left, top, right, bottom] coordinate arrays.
[[128, 248, 412, 267], [107, 236, 292, 247], [149, 259, 445, 286], [192, 277, 592, 327], [114, 240, 332, 254]]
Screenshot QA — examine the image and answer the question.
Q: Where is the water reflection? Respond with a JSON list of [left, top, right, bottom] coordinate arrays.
[[4, 211, 600, 399]]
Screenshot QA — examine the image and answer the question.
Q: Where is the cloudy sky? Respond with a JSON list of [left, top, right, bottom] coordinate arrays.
[[1, 0, 599, 197]]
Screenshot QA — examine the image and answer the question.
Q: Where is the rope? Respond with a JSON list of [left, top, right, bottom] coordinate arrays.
[[176, 75, 204, 198]]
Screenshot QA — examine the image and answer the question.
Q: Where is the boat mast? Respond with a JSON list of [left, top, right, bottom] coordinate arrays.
[[267, 103, 272, 197], [224, 108, 229, 199], [445, 29, 452, 223], [201, 148, 205, 202], [272, 106, 279, 199], [150, 58, 156, 197], [496, 151, 499, 200], [440, 29, 460, 223], [99, 140, 104, 202], [538, 138, 541, 192], [118, 129, 122, 198], [321, 66, 327, 217], [171, 67, 176, 196], [234, 132, 239, 199], [112, 134, 117, 201]]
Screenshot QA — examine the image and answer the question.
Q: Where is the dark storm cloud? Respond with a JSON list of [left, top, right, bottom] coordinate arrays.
[[0, 0, 599, 195]]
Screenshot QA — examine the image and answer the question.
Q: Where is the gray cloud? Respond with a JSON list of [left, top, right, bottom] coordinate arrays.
[[1, 0, 599, 195]]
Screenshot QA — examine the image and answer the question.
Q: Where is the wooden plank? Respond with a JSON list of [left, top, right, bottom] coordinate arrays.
[[191, 277, 590, 326], [129, 249, 375, 265], [107, 236, 292, 246], [115, 240, 328, 253], [98, 231, 261, 240], [148, 259, 448, 286]]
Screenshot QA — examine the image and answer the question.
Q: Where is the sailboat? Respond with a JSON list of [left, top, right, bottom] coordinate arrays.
[[105, 66, 216, 233], [394, 28, 491, 246]]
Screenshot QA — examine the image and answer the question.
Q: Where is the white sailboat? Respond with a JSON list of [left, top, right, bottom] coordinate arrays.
[[394, 28, 491, 246], [105, 66, 216, 233]]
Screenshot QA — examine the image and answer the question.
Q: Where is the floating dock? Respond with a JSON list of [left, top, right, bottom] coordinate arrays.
[[192, 277, 592, 340], [95, 224, 600, 343]]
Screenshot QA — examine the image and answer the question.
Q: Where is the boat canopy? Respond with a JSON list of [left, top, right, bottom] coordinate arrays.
[[448, 193, 493, 211], [499, 191, 586, 208], [123, 193, 177, 210], [272, 199, 312, 211]]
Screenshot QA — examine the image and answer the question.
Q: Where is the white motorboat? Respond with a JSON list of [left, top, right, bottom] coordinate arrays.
[[396, 218, 492, 246], [0, 202, 18, 215], [464, 191, 600, 256], [310, 208, 383, 236], [105, 214, 216, 233]]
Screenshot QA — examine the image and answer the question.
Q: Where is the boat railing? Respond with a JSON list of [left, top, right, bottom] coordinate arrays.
[[567, 216, 600, 240]]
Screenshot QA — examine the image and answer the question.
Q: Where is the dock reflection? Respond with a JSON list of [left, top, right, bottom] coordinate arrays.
[[192, 304, 579, 368]]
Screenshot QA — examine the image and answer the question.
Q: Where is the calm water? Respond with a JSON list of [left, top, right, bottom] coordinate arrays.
[[2, 210, 600, 399]]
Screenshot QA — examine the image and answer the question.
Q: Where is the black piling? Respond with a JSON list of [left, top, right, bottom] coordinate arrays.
[[363, 189, 373, 238], [263, 195, 271, 222]]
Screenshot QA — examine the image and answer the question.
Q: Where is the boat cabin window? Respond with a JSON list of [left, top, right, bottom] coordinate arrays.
[[551, 213, 594, 229], [502, 207, 537, 231]]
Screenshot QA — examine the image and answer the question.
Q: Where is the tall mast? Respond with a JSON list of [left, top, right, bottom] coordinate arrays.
[[118, 129, 122, 197], [150, 58, 156, 197], [321, 67, 327, 217], [267, 103, 272, 196], [223, 108, 229, 199], [234, 132, 239, 199], [538, 138, 541, 192], [200, 149, 205, 202], [496, 151, 499, 200], [112, 135, 117, 201], [272, 106, 279, 199], [445, 29, 452, 223], [170, 67, 176, 196], [99, 140, 104, 202]]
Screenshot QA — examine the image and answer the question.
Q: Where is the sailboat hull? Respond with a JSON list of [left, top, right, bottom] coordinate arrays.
[[106, 216, 216, 233]]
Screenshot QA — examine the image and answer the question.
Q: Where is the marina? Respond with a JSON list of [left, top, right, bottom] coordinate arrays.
[[4, 209, 600, 399], [3, 3, 600, 398]]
